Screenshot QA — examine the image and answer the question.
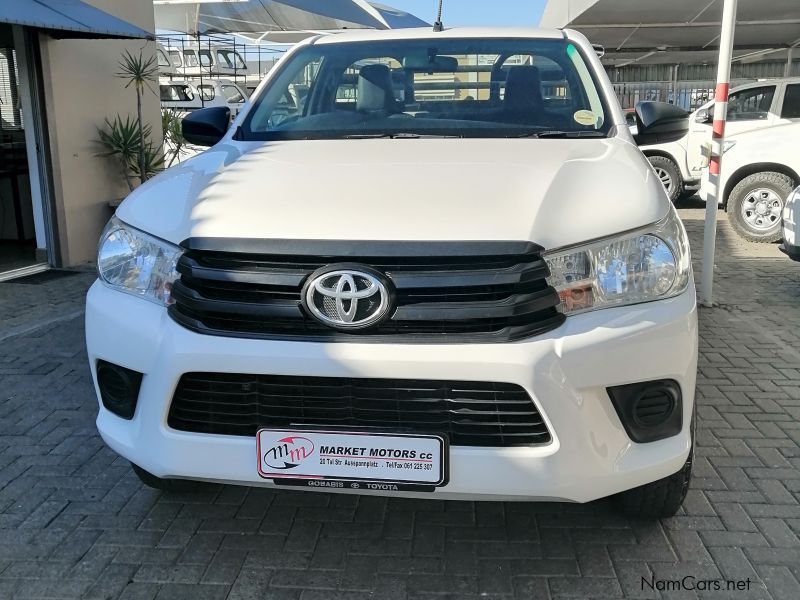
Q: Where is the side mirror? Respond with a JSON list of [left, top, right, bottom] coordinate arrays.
[[694, 108, 712, 124], [633, 101, 689, 146], [182, 106, 231, 147]]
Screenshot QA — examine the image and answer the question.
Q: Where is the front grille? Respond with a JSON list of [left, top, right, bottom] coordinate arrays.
[[169, 239, 565, 342], [168, 373, 551, 447]]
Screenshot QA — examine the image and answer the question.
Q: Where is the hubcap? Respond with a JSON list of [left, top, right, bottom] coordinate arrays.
[[653, 167, 674, 194], [741, 187, 783, 231]]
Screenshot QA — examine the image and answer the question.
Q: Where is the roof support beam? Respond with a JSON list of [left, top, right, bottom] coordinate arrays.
[[615, 24, 640, 51], [581, 19, 800, 28], [601, 43, 792, 55], [690, 0, 718, 23], [615, 50, 656, 67]]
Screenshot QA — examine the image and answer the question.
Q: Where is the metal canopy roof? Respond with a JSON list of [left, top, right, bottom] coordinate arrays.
[[541, 0, 800, 66], [1, 0, 154, 40], [365, 2, 429, 29], [154, 0, 427, 38]]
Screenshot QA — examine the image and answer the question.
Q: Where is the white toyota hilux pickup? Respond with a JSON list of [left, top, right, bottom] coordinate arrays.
[[86, 27, 698, 518]]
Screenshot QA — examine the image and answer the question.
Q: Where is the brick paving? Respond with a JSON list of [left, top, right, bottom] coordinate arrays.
[[0, 204, 799, 599]]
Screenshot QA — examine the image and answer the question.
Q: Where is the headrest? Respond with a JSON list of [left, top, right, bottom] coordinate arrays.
[[357, 64, 395, 113], [504, 66, 543, 111]]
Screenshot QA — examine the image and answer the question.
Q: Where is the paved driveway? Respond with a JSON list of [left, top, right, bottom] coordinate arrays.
[[0, 205, 799, 599]]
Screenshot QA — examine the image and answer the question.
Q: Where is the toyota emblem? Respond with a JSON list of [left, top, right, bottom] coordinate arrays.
[[303, 267, 392, 330]]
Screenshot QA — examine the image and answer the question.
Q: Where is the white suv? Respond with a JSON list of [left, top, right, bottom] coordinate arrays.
[[87, 28, 698, 518], [699, 122, 800, 242], [641, 77, 800, 202]]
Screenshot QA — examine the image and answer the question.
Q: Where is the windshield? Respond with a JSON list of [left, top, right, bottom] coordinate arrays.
[[241, 38, 610, 140]]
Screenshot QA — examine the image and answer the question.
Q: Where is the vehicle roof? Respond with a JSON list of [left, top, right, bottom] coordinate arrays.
[[690, 77, 800, 113], [732, 77, 800, 91], [309, 27, 566, 45]]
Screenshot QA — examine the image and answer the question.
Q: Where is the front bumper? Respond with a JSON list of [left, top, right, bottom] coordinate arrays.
[[86, 281, 698, 502]]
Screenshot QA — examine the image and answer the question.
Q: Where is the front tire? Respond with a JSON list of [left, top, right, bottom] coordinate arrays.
[[615, 410, 695, 519], [648, 156, 683, 203], [727, 172, 794, 243]]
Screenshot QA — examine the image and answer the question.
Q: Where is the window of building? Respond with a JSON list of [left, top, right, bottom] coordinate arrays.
[[0, 47, 22, 130]]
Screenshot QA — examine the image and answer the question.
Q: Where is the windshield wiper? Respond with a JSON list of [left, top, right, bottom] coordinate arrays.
[[343, 133, 414, 139], [341, 132, 459, 140], [511, 130, 607, 139]]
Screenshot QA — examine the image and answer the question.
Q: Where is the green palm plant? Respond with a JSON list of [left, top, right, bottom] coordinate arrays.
[[97, 116, 147, 192], [161, 109, 185, 168], [130, 141, 165, 181], [117, 49, 158, 182]]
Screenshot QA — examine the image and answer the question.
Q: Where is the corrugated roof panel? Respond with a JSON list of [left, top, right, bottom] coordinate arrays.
[[0, 0, 153, 40], [546, 0, 800, 66]]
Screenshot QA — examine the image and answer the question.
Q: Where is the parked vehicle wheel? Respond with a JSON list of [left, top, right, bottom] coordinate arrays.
[[615, 409, 695, 519], [648, 156, 683, 203], [727, 172, 795, 243], [132, 463, 204, 492]]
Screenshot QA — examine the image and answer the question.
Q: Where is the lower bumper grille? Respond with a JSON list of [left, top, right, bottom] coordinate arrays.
[[168, 373, 551, 447]]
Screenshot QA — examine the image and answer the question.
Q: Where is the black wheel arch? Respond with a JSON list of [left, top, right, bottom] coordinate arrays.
[[722, 163, 799, 210]]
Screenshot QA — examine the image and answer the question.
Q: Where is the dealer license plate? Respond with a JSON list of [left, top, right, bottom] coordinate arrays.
[[256, 429, 447, 489]]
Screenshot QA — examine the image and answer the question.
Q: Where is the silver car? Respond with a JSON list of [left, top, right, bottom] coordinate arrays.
[[781, 186, 800, 261]]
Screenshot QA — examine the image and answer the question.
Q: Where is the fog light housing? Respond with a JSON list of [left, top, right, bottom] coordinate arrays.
[[607, 380, 682, 443], [96, 360, 143, 420]]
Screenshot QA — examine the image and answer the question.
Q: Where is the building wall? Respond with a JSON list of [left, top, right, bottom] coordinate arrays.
[[38, 0, 160, 267]]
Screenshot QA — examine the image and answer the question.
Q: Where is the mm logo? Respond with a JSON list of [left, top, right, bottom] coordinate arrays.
[[263, 436, 314, 470]]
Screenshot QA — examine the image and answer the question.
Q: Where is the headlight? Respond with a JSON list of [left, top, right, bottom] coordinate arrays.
[[97, 216, 182, 305], [544, 209, 691, 315]]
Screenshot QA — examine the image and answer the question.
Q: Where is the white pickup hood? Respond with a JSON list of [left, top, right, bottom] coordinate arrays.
[[118, 137, 669, 250]]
